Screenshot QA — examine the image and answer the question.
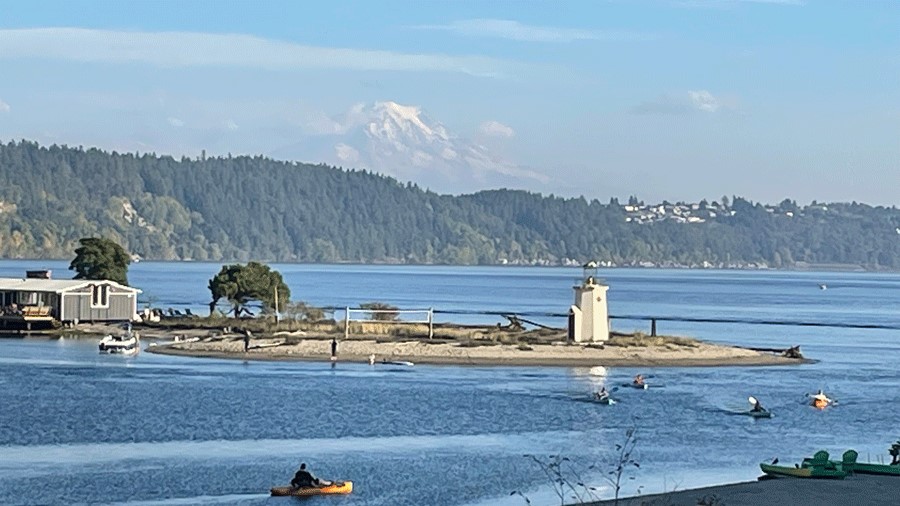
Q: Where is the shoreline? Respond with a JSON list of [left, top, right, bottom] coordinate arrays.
[[142, 334, 810, 368], [586, 474, 900, 505], [18, 322, 812, 368]]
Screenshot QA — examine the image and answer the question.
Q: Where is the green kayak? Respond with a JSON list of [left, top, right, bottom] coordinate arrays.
[[848, 462, 900, 476], [760, 462, 847, 479], [835, 450, 900, 476]]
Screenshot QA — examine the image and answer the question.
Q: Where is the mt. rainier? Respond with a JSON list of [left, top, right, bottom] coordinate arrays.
[[279, 101, 548, 194]]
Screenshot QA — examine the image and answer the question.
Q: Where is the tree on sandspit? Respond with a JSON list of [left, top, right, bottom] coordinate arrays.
[[360, 302, 399, 321], [69, 237, 131, 285], [208, 262, 290, 318]]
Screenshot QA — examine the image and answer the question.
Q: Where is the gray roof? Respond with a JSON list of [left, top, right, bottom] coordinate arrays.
[[0, 278, 141, 294]]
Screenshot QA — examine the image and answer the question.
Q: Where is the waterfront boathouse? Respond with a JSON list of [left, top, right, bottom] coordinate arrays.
[[0, 270, 141, 330]]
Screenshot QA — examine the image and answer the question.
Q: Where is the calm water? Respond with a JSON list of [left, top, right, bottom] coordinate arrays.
[[2, 262, 900, 506]]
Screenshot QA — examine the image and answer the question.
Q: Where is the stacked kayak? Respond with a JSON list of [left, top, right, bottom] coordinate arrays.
[[847, 462, 900, 476], [271, 481, 353, 496], [760, 451, 848, 479], [834, 450, 900, 476], [759, 463, 847, 479]]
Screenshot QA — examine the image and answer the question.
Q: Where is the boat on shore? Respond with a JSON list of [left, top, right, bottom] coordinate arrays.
[[270, 480, 353, 496], [381, 360, 414, 366], [835, 449, 900, 476], [760, 462, 847, 479], [761, 450, 852, 479]]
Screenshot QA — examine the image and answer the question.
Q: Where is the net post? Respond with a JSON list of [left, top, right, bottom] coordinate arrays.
[[428, 307, 434, 339], [344, 306, 350, 339]]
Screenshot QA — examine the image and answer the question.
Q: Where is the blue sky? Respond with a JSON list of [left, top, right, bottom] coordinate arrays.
[[1, 0, 898, 204]]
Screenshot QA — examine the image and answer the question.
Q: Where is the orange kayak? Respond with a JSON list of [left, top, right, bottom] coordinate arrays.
[[270, 481, 353, 496]]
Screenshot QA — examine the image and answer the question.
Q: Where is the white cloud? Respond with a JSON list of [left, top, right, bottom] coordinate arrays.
[[478, 120, 515, 138], [413, 19, 647, 43], [0, 99, 9, 113], [632, 90, 729, 115], [167, 117, 185, 127], [0, 28, 515, 78], [688, 90, 720, 113], [334, 143, 360, 163]]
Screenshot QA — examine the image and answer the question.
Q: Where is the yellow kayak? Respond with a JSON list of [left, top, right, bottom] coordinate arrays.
[[270, 481, 353, 496]]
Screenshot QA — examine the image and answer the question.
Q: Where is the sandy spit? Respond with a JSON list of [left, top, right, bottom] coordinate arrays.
[[144, 336, 807, 368]]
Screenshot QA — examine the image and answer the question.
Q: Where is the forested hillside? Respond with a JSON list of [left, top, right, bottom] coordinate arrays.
[[2, 140, 899, 269]]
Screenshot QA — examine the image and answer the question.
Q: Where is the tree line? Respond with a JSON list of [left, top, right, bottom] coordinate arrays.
[[2, 139, 900, 269]]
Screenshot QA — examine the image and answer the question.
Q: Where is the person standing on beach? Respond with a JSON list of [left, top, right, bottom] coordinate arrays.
[[243, 330, 251, 352], [331, 337, 338, 362]]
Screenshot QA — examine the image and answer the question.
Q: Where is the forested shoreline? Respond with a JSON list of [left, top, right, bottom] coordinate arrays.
[[2, 140, 899, 269]]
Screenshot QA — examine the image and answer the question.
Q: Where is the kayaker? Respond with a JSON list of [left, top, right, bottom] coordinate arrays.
[[291, 463, 332, 489], [632, 374, 645, 387], [595, 387, 610, 402], [750, 397, 766, 412], [811, 390, 831, 409]]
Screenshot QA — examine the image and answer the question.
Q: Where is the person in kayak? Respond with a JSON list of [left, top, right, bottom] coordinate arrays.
[[632, 374, 645, 387], [291, 463, 333, 489], [595, 387, 610, 402], [811, 390, 832, 409], [750, 397, 766, 412]]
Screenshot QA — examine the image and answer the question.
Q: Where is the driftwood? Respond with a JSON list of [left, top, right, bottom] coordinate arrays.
[[781, 345, 803, 358], [502, 314, 556, 331], [499, 315, 525, 332], [741, 345, 804, 359]]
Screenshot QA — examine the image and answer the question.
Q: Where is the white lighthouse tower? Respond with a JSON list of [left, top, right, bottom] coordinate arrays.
[[569, 261, 610, 344]]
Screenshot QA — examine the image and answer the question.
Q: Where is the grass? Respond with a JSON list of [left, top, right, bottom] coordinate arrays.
[[606, 332, 699, 348], [513, 428, 641, 506]]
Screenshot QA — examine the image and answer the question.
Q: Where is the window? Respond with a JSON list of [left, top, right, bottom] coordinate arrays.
[[91, 284, 109, 308]]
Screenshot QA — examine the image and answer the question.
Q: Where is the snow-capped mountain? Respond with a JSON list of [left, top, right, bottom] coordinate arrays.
[[275, 101, 548, 194]]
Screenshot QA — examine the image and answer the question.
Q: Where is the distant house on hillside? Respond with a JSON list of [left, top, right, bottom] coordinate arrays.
[[0, 270, 140, 330]]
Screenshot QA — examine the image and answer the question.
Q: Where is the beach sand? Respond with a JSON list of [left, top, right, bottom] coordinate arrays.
[[587, 474, 900, 505], [142, 333, 807, 367]]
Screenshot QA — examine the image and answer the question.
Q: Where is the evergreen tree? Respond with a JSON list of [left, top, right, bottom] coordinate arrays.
[[69, 237, 131, 285], [208, 262, 290, 317]]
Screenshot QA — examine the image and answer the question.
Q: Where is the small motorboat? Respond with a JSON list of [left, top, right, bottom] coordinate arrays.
[[270, 480, 353, 496], [98, 331, 139, 355]]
